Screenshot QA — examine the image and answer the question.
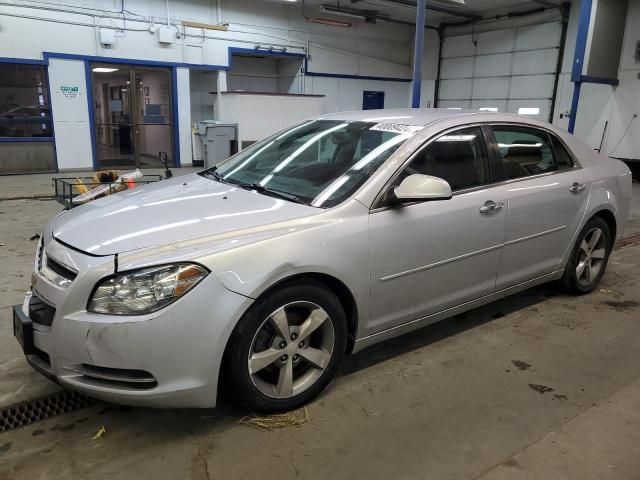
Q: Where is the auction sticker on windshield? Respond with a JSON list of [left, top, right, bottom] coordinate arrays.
[[370, 123, 423, 134]]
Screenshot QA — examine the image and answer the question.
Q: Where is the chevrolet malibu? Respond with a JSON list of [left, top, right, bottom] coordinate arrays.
[[13, 109, 632, 412]]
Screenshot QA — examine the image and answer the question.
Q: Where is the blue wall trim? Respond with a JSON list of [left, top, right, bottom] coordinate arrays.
[[0, 56, 46, 65], [171, 67, 181, 167], [44, 61, 59, 172], [0, 137, 54, 142], [304, 71, 412, 83], [43, 52, 227, 71], [84, 60, 98, 170], [228, 46, 306, 66], [303, 56, 411, 83]]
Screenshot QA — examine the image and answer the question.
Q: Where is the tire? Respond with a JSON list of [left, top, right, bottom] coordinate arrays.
[[560, 216, 612, 295], [225, 280, 347, 413]]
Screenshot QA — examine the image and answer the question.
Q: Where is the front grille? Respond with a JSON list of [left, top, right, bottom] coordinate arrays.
[[75, 364, 158, 390], [46, 257, 78, 282], [29, 294, 56, 327]]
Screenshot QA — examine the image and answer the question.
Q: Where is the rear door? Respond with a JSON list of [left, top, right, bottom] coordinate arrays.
[[487, 124, 591, 289]]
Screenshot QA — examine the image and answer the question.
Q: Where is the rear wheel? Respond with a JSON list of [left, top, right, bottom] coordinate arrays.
[[561, 216, 612, 294], [226, 281, 347, 412]]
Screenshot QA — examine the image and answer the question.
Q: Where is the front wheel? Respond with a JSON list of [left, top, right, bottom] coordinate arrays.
[[561, 216, 612, 294], [225, 281, 347, 412]]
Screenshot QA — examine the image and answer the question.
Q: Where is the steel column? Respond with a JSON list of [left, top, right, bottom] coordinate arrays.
[[411, 0, 426, 108], [568, 0, 593, 133]]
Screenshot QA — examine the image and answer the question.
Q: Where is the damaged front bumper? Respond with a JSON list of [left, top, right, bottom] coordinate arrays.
[[13, 223, 252, 408]]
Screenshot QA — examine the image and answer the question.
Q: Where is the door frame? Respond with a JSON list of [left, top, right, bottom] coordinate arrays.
[[87, 61, 178, 169], [84, 61, 181, 170]]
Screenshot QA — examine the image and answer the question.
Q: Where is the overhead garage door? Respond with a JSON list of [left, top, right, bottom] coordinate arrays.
[[437, 22, 563, 121]]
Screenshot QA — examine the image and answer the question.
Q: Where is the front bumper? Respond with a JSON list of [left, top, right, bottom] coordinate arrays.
[[15, 232, 252, 408]]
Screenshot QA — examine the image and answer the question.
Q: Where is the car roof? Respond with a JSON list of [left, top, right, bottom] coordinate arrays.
[[317, 108, 540, 127]]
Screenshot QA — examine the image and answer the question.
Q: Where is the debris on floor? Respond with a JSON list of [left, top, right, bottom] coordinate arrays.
[[92, 426, 106, 440], [239, 407, 311, 431]]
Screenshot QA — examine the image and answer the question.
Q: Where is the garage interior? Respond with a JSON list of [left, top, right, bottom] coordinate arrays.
[[0, 0, 639, 479]]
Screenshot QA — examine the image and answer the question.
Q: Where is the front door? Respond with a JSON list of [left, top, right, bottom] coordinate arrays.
[[368, 126, 507, 334], [91, 63, 174, 168], [487, 124, 591, 289]]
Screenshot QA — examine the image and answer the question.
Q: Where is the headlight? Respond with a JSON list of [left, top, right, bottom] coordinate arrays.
[[88, 263, 208, 315]]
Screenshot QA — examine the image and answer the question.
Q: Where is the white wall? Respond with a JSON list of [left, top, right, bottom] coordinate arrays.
[[176, 67, 193, 166], [0, 0, 428, 169], [553, 0, 640, 160]]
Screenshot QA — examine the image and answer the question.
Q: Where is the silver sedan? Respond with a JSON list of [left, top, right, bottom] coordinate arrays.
[[13, 109, 632, 412]]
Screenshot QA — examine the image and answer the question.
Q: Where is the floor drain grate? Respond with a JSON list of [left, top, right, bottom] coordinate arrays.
[[0, 391, 99, 432], [617, 232, 640, 250]]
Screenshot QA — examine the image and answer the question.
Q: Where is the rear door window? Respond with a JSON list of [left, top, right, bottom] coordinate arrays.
[[491, 126, 572, 181]]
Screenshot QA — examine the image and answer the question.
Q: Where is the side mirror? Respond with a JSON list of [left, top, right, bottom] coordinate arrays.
[[393, 174, 453, 202]]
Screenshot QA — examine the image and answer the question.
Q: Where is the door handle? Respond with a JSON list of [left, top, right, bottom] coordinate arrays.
[[479, 201, 504, 214], [570, 182, 586, 194]]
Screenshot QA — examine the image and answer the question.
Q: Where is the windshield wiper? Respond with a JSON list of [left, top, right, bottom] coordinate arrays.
[[200, 167, 227, 183], [236, 182, 308, 205]]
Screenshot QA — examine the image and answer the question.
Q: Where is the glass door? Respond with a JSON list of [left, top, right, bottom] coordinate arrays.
[[132, 67, 173, 167], [91, 63, 174, 168]]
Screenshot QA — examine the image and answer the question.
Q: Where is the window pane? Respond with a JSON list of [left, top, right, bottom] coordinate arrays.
[[138, 124, 173, 167], [492, 126, 556, 180], [401, 127, 489, 191], [0, 64, 52, 138], [550, 134, 574, 170]]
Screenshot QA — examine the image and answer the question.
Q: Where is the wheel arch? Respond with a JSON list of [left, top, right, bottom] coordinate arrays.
[[253, 272, 360, 354], [217, 271, 360, 403], [591, 208, 617, 242]]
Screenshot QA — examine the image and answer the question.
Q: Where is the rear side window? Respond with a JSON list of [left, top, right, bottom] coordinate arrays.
[[550, 134, 574, 169], [491, 126, 574, 181], [492, 126, 557, 180], [398, 127, 490, 191]]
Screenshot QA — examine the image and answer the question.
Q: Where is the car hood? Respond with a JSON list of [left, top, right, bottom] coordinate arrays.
[[52, 174, 320, 256]]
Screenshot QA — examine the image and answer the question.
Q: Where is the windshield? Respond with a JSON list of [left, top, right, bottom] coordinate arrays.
[[202, 120, 412, 208]]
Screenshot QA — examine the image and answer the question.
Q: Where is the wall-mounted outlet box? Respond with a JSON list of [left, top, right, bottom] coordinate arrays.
[[99, 28, 115, 46], [158, 26, 175, 44]]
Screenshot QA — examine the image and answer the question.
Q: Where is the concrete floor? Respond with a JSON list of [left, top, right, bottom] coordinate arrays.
[[0, 178, 638, 479]]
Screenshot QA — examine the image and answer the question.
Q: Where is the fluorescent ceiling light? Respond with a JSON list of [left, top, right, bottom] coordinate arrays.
[[310, 17, 351, 27], [320, 6, 365, 19], [93, 67, 119, 73], [518, 107, 540, 115], [479, 107, 498, 112]]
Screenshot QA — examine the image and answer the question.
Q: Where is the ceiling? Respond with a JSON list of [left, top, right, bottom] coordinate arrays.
[[303, 0, 565, 26]]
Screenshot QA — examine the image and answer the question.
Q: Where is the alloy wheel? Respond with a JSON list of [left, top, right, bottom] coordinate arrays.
[[576, 227, 607, 287], [248, 301, 335, 399]]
